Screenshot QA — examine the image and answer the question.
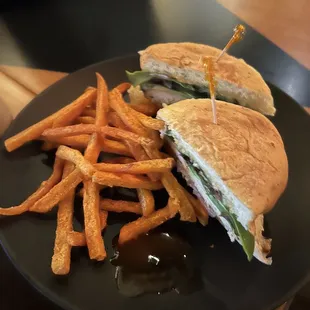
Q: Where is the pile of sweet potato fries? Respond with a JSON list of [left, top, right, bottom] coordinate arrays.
[[0, 73, 208, 275]]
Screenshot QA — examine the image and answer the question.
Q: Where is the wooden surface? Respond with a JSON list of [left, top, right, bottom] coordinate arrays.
[[0, 66, 67, 118], [218, 0, 310, 69]]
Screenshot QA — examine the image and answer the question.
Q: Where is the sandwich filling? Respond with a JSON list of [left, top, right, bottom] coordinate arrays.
[[165, 131, 255, 261], [126, 71, 232, 105]]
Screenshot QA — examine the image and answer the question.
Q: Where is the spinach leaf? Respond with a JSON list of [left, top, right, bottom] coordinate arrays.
[[126, 70, 204, 93], [186, 163, 255, 261], [126, 71, 154, 86]]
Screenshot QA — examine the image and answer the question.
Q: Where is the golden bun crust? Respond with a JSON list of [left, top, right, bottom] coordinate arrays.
[[140, 42, 275, 116], [157, 99, 288, 215]]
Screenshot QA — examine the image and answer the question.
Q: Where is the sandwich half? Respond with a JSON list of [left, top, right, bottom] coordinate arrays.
[[157, 99, 288, 264], [127, 42, 275, 116]]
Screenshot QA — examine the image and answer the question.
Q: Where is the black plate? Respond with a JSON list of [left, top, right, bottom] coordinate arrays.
[[1, 55, 310, 310]]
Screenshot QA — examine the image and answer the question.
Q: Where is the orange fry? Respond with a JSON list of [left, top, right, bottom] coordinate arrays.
[[92, 171, 163, 190], [83, 181, 106, 260], [67, 211, 107, 247], [94, 72, 109, 127], [84, 86, 96, 93], [82, 107, 96, 118], [54, 89, 97, 127], [161, 172, 196, 222], [124, 141, 159, 182], [105, 113, 159, 179], [56, 146, 97, 178], [109, 88, 150, 137], [131, 109, 165, 131], [94, 158, 174, 174], [77, 184, 107, 197], [118, 199, 178, 244], [42, 124, 96, 138], [51, 162, 75, 275], [42, 125, 153, 147], [100, 199, 142, 214], [129, 102, 159, 116], [5, 88, 96, 152], [42, 135, 131, 156], [82, 73, 109, 261], [115, 82, 131, 94], [29, 169, 82, 213], [108, 111, 127, 129], [137, 188, 155, 217], [183, 189, 209, 226], [102, 157, 135, 164], [99, 139, 131, 156], [76, 116, 95, 124], [101, 126, 153, 147], [0, 157, 64, 216], [67, 232, 85, 247]]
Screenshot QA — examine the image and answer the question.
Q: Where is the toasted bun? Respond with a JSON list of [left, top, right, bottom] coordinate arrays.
[[140, 42, 275, 116], [167, 140, 272, 264], [157, 99, 288, 216]]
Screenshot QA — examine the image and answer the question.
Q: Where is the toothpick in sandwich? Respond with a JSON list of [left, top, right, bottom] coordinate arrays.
[[216, 24, 246, 62], [203, 56, 217, 124]]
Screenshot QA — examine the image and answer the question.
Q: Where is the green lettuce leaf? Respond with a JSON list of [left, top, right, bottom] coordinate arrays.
[[187, 163, 255, 261], [126, 70, 200, 92]]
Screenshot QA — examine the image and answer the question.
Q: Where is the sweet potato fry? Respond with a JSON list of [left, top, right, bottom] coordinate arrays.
[[141, 139, 163, 161], [67, 211, 107, 247], [5, 89, 96, 152], [92, 171, 163, 190], [94, 158, 174, 174], [183, 189, 209, 226], [30, 169, 82, 213], [77, 185, 107, 197], [137, 189, 155, 216], [94, 72, 109, 127], [100, 199, 142, 214], [42, 124, 97, 138], [131, 109, 165, 131], [129, 102, 159, 116], [42, 135, 131, 156], [0, 157, 64, 216], [56, 146, 97, 178], [53, 89, 97, 127], [82, 107, 96, 118], [102, 157, 135, 164], [118, 199, 178, 244], [161, 172, 196, 222], [51, 162, 75, 275], [76, 116, 95, 124], [108, 111, 127, 129], [83, 181, 106, 260], [109, 88, 150, 137], [115, 82, 131, 94], [41, 135, 90, 149], [109, 88, 163, 146], [67, 231, 85, 247], [82, 73, 109, 261], [124, 141, 159, 182], [100, 126, 153, 147], [42, 125, 153, 148], [84, 86, 96, 93], [104, 114, 159, 179]]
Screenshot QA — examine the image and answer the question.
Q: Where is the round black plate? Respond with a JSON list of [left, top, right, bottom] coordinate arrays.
[[1, 56, 310, 310]]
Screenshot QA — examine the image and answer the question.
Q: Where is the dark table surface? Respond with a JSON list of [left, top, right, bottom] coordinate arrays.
[[0, 1, 310, 310]]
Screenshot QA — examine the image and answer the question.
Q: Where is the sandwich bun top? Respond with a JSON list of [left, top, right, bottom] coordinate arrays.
[[140, 42, 275, 116], [157, 99, 288, 215]]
